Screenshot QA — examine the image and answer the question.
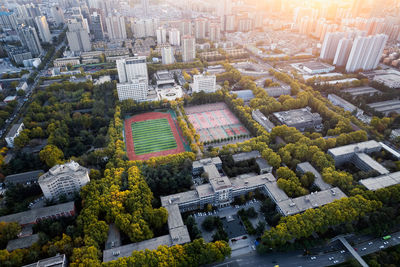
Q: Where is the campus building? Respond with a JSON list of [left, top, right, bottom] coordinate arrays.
[[192, 74, 216, 93], [5, 123, 24, 148], [116, 78, 149, 101], [273, 107, 322, 131], [38, 161, 90, 200]]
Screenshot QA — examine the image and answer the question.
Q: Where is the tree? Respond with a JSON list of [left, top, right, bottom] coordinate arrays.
[[39, 145, 64, 167], [202, 216, 216, 231], [300, 172, 315, 188], [0, 222, 21, 249]]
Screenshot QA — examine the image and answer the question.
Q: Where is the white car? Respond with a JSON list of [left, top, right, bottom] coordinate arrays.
[[340, 250, 345, 253], [361, 247, 367, 251], [310, 256, 316, 260], [329, 257, 334, 260], [379, 245, 385, 249], [333, 260, 339, 264], [368, 242, 373, 245]]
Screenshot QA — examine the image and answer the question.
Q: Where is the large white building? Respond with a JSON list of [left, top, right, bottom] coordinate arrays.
[[168, 28, 180, 46], [194, 18, 207, 39], [116, 78, 148, 101], [161, 44, 174, 65], [320, 32, 344, 61], [333, 38, 353, 67], [34, 16, 52, 43], [105, 16, 127, 40], [345, 34, 388, 72], [66, 20, 91, 52], [193, 74, 216, 93], [116, 56, 148, 82], [156, 27, 167, 44], [38, 161, 90, 200], [182, 35, 195, 62]]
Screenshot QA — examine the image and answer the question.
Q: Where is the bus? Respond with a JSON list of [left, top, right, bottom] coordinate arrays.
[[383, 235, 392, 240]]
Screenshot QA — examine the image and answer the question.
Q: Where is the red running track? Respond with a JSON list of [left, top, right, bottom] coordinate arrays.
[[124, 112, 185, 161]]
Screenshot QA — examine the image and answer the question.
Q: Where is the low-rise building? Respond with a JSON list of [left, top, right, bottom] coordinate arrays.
[[116, 78, 149, 101], [292, 61, 335, 74], [154, 70, 175, 86], [53, 57, 81, 67], [368, 100, 400, 115], [5, 123, 24, 148], [327, 140, 382, 166], [23, 254, 67, 267], [328, 94, 360, 113], [360, 171, 400, 191], [373, 73, 400, 88], [265, 85, 291, 97], [6, 234, 39, 251], [192, 74, 216, 93], [4, 170, 43, 186], [342, 86, 381, 97], [252, 109, 275, 133], [38, 161, 90, 200], [273, 107, 322, 131]]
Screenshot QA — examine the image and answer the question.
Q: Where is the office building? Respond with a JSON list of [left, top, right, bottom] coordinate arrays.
[[67, 20, 91, 52], [17, 25, 43, 57], [333, 38, 353, 67], [38, 161, 90, 200], [5, 123, 24, 148], [51, 6, 64, 26], [194, 18, 207, 39], [90, 12, 104, 40], [34, 16, 52, 43], [156, 27, 167, 44], [0, 11, 18, 30], [193, 74, 216, 93], [154, 70, 175, 86], [161, 44, 174, 65], [182, 35, 195, 62], [320, 32, 344, 61], [346, 34, 388, 72], [169, 28, 180, 46], [116, 78, 148, 101], [105, 16, 126, 40], [273, 107, 322, 131], [116, 56, 148, 82]]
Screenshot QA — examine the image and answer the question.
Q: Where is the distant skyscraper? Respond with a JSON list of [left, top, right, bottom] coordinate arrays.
[[17, 25, 43, 57], [182, 35, 195, 62], [195, 18, 207, 39], [320, 32, 344, 61], [161, 44, 174, 65], [351, 0, 364, 17], [51, 6, 64, 26], [333, 38, 353, 67], [105, 16, 126, 40], [169, 28, 180, 46], [90, 12, 104, 40], [66, 20, 91, 52], [116, 56, 148, 83], [345, 34, 388, 72], [156, 27, 167, 44], [142, 0, 149, 16], [35, 16, 52, 43]]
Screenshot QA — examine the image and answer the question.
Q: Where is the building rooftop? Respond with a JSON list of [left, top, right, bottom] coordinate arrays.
[[203, 164, 221, 179], [0, 201, 75, 225], [6, 234, 39, 251], [277, 187, 347, 216], [165, 204, 184, 230], [255, 157, 272, 171], [193, 157, 222, 170], [196, 184, 214, 198], [301, 61, 334, 71], [232, 151, 261, 163], [160, 190, 199, 207], [23, 254, 66, 267], [342, 86, 381, 96], [327, 140, 381, 158], [231, 90, 254, 102], [210, 176, 232, 191], [296, 162, 331, 191], [38, 161, 88, 183], [354, 153, 389, 175], [4, 170, 44, 185], [368, 100, 400, 114], [360, 171, 400, 191], [328, 94, 358, 112], [252, 109, 275, 132], [273, 107, 322, 127], [6, 123, 23, 138]]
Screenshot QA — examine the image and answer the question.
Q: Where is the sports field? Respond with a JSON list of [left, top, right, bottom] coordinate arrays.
[[132, 118, 177, 155], [124, 112, 186, 161]]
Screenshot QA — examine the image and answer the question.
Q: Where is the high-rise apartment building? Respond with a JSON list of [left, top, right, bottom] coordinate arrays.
[[0, 11, 18, 30], [346, 34, 388, 72], [142, 0, 149, 16], [182, 35, 195, 62], [193, 74, 216, 93], [180, 20, 192, 36], [105, 16, 126, 40], [90, 12, 104, 40], [35, 16, 52, 43], [17, 25, 43, 57], [51, 6, 64, 26], [209, 24, 221, 42], [169, 28, 180, 46], [156, 27, 167, 44], [67, 20, 91, 52], [38, 161, 90, 200], [161, 44, 174, 65], [320, 32, 344, 61], [195, 18, 207, 39], [116, 56, 148, 83], [333, 38, 353, 67]]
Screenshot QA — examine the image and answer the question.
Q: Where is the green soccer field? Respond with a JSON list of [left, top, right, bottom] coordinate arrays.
[[132, 118, 177, 155]]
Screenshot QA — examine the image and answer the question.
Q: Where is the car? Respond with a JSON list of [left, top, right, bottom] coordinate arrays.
[[379, 245, 385, 249], [384, 241, 389, 245], [310, 256, 316, 260], [329, 257, 334, 260], [368, 242, 373, 245], [362, 247, 367, 251], [333, 260, 339, 264], [340, 250, 345, 253], [251, 245, 256, 250]]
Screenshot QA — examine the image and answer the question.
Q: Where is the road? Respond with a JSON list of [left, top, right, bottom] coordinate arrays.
[[213, 231, 400, 267]]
